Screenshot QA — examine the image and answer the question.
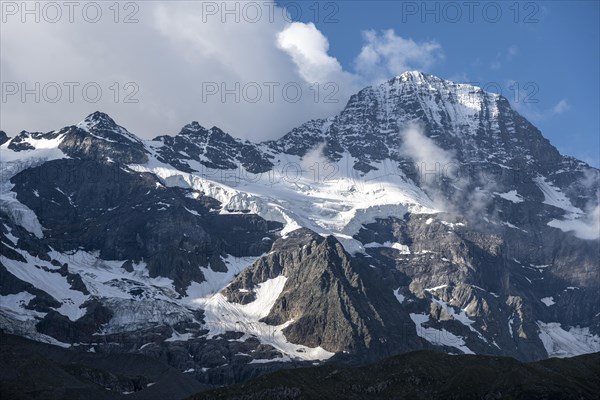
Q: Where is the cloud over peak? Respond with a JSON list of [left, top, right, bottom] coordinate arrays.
[[355, 29, 443, 83], [1, 2, 444, 141]]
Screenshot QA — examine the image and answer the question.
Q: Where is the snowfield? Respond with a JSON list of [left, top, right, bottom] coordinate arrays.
[[537, 321, 600, 358], [409, 313, 474, 355], [130, 149, 438, 253], [0, 136, 68, 238], [0, 239, 333, 360], [192, 276, 334, 361]]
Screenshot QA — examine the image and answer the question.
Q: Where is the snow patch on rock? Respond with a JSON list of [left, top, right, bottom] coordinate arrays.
[[537, 321, 600, 357]]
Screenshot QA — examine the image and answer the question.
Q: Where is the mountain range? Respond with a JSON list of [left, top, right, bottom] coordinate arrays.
[[1, 71, 598, 397]]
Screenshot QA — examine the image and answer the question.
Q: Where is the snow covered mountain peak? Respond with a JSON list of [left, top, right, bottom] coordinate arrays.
[[178, 121, 208, 135], [78, 110, 117, 128], [76, 111, 140, 144], [394, 70, 436, 83], [377, 70, 500, 117], [390, 70, 492, 94]]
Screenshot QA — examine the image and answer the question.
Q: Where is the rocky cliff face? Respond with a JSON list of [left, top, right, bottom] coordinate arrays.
[[152, 122, 273, 174], [9, 158, 277, 294], [1, 72, 598, 390], [224, 229, 423, 361], [271, 72, 563, 170]]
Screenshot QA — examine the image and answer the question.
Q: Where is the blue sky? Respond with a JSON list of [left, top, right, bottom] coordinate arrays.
[[2, 1, 598, 166], [281, 0, 600, 166]]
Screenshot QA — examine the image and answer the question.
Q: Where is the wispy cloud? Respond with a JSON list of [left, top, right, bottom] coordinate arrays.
[[491, 53, 502, 70], [398, 123, 497, 220], [552, 99, 570, 114], [490, 45, 518, 70], [507, 79, 571, 121], [354, 29, 443, 83]]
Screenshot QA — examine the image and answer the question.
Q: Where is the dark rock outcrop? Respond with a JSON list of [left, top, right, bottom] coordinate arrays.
[[152, 122, 273, 174], [224, 229, 423, 360]]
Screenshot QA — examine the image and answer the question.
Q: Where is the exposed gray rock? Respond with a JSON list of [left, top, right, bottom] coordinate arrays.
[[10, 159, 279, 294], [152, 122, 273, 174], [224, 229, 423, 361]]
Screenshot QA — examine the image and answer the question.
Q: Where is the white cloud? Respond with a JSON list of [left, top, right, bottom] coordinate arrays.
[[549, 204, 600, 240], [561, 172, 600, 240], [399, 123, 455, 170], [276, 22, 343, 84], [0, 3, 442, 141], [354, 29, 443, 83], [399, 123, 459, 211], [1, 2, 352, 141], [552, 99, 570, 114], [300, 142, 328, 172], [508, 82, 571, 122], [577, 203, 600, 240], [398, 123, 500, 220]]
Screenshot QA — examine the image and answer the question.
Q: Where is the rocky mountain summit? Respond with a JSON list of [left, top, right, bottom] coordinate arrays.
[[1, 71, 598, 396]]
